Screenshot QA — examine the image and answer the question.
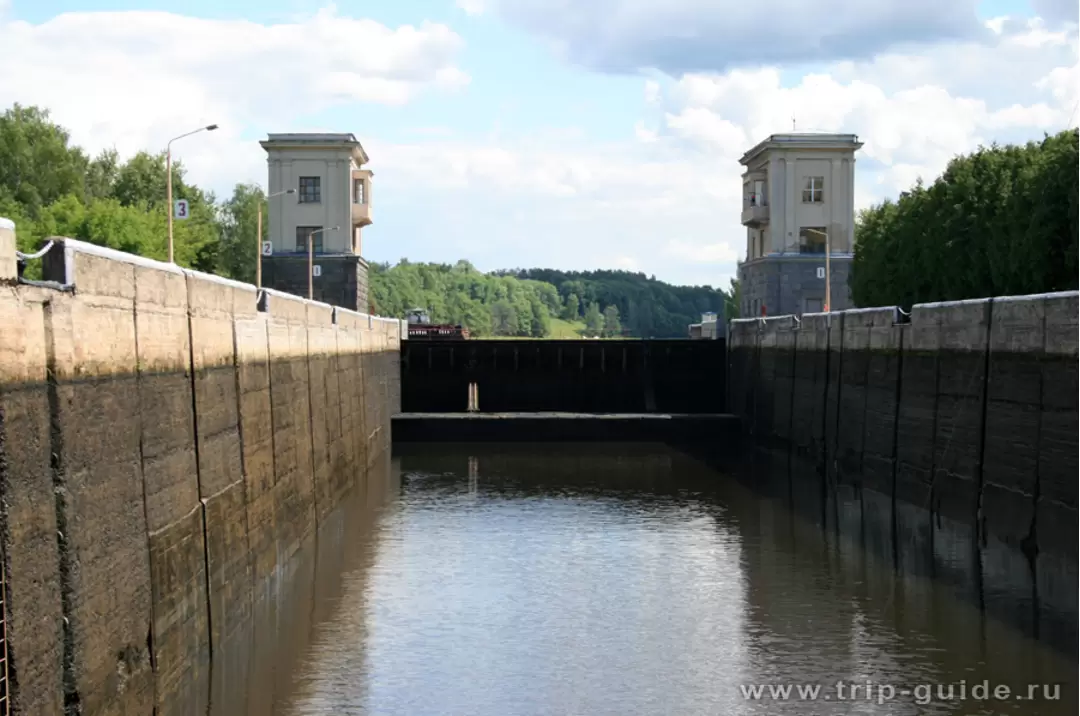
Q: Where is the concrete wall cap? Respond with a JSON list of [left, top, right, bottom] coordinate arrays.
[[914, 296, 993, 310], [843, 305, 898, 315], [181, 267, 256, 293], [334, 306, 367, 323], [993, 290, 1080, 303], [261, 287, 311, 304], [56, 236, 184, 276], [0, 217, 14, 230]]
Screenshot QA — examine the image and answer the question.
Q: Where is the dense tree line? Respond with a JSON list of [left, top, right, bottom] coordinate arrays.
[[498, 268, 731, 337], [367, 260, 559, 338], [851, 129, 1079, 308], [368, 261, 682, 338]]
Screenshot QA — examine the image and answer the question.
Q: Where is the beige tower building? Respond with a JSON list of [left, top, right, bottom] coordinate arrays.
[[259, 133, 374, 310], [737, 133, 862, 317]]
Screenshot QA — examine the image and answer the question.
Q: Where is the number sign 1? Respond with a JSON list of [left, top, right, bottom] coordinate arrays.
[[312, 265, 322, 278]]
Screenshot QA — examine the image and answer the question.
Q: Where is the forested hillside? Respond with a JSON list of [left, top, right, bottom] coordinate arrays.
[[501, 268, 732, 337], [369, 262, 732, 338], [852, 129, 1078, 307]]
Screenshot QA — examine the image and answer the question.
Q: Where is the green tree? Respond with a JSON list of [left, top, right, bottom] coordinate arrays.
[[852, 129, 1079, 307], [491, 299, 518, 336], [601, 304, 622, 337], [725, 277, 741, 319], [84, 149, 121, 201], [0, 104, 89, 216], [217, 183, 265, 283], [528, 296, 550, 337], [562, 292, 580, 320], [583, 301, 604, 336]]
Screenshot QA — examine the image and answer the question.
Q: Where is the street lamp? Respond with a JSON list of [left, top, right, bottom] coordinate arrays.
[[307, 226, 340, 300], [166, 124, 218, 264], [256, 188, 295, 289]]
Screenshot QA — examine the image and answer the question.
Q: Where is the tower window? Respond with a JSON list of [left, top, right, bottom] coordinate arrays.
[[802, 176, 824, 203], [298, 176, 321, 204]]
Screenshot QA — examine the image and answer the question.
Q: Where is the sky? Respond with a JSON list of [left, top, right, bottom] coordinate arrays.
[[0, 0, 1076, 288]]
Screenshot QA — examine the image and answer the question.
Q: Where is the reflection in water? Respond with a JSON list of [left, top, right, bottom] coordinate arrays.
[[213, 444, 1077, 716], [205, 451, 400, 715]]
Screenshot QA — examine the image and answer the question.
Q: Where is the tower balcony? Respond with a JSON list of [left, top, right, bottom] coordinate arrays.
[[352, 168, 373, 227], [352, 201, 372, 227], [741, 202, 769, 227]]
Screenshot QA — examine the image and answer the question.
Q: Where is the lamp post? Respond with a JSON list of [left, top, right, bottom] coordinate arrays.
[[307, 226, 340, 300], [824, 227, 832, 312], [166, 124, 218, 264], [256, 188, 295, 289]]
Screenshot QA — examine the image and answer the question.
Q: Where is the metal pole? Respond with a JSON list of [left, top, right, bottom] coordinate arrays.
[[258, 188, 293, 290], [166, 148, 173, 264], [825, 229, 832, 312], [164, 124, 218, 265], [256, 205, 262, 289], [308, 230, 314, 300]]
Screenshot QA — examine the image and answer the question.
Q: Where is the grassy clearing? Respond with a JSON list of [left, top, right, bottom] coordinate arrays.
[[473, 318, 593, 339], [548, 318, 587, 339]]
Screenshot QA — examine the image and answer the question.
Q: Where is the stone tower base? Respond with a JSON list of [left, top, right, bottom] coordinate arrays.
[[739, 254, 853, 317], [262, 254, 370, 312]]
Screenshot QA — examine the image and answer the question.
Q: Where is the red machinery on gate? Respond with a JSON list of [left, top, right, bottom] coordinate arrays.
[[406, 308, 470, 340]]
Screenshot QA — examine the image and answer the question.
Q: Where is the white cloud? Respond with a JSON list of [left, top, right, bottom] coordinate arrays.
[[477, 0, 986, 74], [655, 19, 1078, 202], [633, 121, 659, 143], [664, 239, 739, 264], [457, 0, 487, 15], [1030, 0, 1079, 24], [0, 6, 467, 173], [644, 80, 661, 104]]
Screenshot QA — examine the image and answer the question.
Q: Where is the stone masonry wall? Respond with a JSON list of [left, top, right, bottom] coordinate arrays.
[[0, 236, 401, 715], [739, 255, 854, 317], [728, 291, 1078, 564]]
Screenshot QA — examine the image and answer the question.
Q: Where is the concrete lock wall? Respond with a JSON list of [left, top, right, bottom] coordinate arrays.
[[0, 236, 401, 715], [729, 290, 1079, 560]]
